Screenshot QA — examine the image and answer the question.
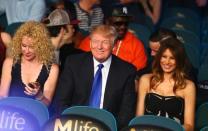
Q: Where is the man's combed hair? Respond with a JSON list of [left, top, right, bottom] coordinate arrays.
[[90, 24, 118, 45], [11, 21, 55, 67], [150, 37, 187, 93]]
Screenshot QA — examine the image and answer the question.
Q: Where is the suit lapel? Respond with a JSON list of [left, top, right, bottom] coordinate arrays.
[[83, 53, 94, 103]]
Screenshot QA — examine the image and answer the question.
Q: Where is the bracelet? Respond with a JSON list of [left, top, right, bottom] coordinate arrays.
[[36, 93, 44, 101]]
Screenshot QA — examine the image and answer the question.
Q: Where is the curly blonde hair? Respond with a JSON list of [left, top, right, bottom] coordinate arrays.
[[10, 21, 55, 66]]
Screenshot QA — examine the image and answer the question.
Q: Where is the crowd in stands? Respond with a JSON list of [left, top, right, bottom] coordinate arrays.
[[0, 0, 208, 130]]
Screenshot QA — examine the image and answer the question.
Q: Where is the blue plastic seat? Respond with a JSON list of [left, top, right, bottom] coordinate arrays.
[[0, 13, 8, 29], [196, 103, 208, 131], [0, 97, 49, 127], [128, 22, 151, 52], [200, 126, 208, 131], [173, 29, 200, 68], [5, 22, 23, 36], [163, 7, 199, 23], [199, 42, 208, 65], [161, 17, 200, 36], [129, 115, 185, 131], [62, 106, 117, 131]]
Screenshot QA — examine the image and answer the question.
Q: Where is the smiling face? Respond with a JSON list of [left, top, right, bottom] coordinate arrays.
[[160, 49, 176, 74], [90, 33, 114, 63], [21, 36, 36, 61]]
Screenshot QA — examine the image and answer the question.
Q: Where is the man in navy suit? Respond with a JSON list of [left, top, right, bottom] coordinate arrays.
[[56, 24, 137, 129]]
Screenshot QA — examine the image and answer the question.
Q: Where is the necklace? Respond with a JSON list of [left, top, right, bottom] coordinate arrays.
[[113, 40, 122, 56]]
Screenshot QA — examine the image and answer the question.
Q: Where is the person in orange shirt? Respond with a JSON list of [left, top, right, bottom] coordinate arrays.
[[79, 4, 147, 70]]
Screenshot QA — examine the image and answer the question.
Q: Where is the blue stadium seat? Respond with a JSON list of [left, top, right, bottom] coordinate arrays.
[[200, 126, 208, 131], [198, 65, 208, 82], [163, 7, 199, 24], [128, 23, 151, 51], [199, 43, 208, 65], [173, 29, 200, 69], [161, 17, 200, 36], [0, 97, 49, 127], [129, 115, 184, 131], [0, 13, 8, 29], [201, 16, 208, 43], [62, 106, 117, 131], [5, 22, 23, 36], [196, 102, 208, 131]]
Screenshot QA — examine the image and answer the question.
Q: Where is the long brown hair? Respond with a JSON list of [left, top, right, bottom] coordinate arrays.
[[150, 37, 187, 93]]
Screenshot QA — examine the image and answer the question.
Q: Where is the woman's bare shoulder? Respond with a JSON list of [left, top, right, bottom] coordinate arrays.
[[140, 73, 153, 81], [184, 79, 196, 94], [138, 74, 152, 92], [50, 63, 59, 74], [3, 57, 13, 65]]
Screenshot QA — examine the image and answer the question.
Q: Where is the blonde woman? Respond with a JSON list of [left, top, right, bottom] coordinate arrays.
[[0, 21, 59, 106]]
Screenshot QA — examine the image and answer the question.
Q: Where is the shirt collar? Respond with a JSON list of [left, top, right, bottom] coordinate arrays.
[[93, 55, 112, 69]]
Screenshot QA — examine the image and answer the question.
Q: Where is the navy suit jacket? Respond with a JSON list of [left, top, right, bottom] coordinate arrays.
[[56, 52, 137, 129]]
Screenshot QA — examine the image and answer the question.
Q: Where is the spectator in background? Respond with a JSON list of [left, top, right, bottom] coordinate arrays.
[[138, 0, 161, 24], [196, 0, 207, 7], [46, 0, 85, 48], [136, 37, 196, 131], [0, 21, 59, 106], [137, 28, 177, 76], [101, 0, 161, 26], [137, 28, 197, 84], [74, 0, 104, 34], [0, 0, 46, 25], [45, 9, 83, 71], [55, 24, 137, 129], [79, 5, 147, 71]]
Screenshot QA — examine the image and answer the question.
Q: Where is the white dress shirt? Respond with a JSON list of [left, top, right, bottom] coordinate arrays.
[[93, 56, 112, 108]]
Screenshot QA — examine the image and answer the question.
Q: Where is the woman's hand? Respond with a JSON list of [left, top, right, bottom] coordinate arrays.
[[24, 82, 41, 96]]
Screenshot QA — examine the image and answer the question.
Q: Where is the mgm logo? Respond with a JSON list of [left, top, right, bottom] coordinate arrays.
[[44, 115, 110, 131], [54, 119, 99, 131]]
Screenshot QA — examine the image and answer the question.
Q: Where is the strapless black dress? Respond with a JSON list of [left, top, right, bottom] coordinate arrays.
[[144, 92, 184, 124]]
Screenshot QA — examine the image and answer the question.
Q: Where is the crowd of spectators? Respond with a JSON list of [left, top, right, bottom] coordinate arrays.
[[0, 0, 208, 130]]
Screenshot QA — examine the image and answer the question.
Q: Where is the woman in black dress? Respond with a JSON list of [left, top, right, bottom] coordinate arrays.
[[136, 37, 196, 131]]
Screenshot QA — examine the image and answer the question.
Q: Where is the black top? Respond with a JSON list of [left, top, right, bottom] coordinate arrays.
[[10, 61, 51, 98], [145, 93, 184, 124]]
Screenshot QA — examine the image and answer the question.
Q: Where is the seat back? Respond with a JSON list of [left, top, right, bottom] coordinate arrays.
[[196, 102, 208, 130], [200, 126, 208, 131], [161, 17, 200, 36], [0, 13, 8, 29], [5, 22, 23, 36], [0, 104, 40, 131], [128, 23, 151, 50], [163, 7, 199, 23], [43, 114, 111, 131], [0, 97, 49, 127], [174, 29, 200, 68], [62, 106, 117, 131], [129, 115, 184, 131]]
